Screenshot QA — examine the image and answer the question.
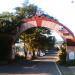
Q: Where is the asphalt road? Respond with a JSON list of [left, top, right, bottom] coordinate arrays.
[[0, 50, 61, 75]]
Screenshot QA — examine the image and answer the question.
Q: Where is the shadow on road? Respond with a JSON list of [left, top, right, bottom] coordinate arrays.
[[0, 60, 59, 75], [0, 61, 50, 73], [0, 50, 59, 75]]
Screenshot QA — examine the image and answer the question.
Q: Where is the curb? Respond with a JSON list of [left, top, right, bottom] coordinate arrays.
[[55, 62, 62, 75]]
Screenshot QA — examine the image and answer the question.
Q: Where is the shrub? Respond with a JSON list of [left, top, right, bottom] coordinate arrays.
[[58, 43, 67, 65]]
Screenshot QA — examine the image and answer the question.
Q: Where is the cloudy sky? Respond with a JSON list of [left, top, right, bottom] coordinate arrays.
[[0, 0, 75, 36], [0, 0, 24, 13]]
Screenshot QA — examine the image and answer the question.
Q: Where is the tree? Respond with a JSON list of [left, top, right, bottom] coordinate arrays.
[[0, 12, 18, 33], [20, 27, 55, 59], [0, 3, 37, 33], [15, 4, 37, 20], [58, 42, 67, 64]]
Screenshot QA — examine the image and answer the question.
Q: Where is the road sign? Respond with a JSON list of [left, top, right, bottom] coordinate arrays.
[[69, 51, 75, 60]]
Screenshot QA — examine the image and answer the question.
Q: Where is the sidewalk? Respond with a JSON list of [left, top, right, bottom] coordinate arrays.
[[69, 67, 75, 75], [58, 65, 75, 75]]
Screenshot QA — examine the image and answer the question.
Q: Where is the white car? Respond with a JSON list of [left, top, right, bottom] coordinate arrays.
[[40, 52, 45, 56]]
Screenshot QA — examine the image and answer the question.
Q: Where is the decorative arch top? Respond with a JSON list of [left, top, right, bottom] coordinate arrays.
[[20, 15, 74, 39]]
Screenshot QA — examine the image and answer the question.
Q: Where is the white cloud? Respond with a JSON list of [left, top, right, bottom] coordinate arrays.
[[0, 0, 24, 13]]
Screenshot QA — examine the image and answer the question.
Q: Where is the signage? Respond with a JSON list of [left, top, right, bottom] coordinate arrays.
[[69, 51, 75, 60]]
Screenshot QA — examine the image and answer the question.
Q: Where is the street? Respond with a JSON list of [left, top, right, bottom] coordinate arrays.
[[0, 50, 61, 75]]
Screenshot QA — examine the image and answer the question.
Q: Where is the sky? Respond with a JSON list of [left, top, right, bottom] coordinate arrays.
[[0, 0, 24, 13], [0, 0, 75, 37]]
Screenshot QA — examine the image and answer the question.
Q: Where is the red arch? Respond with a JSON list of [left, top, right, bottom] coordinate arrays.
[[21, 16, 74, 38]]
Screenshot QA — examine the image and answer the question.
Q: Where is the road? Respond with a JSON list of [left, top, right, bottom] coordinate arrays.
[[0, 50, 61, 75]]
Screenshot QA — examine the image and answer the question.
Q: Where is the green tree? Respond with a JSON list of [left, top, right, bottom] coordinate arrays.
[[15, 4, 37, 20], [0, 12, 18, 33], [0, 3, 37, 33], [20, 27, 55, 59], [58, 42, 67, 64]]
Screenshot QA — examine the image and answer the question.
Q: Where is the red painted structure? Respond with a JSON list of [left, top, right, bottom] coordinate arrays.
[[19, 15, 74, 40]]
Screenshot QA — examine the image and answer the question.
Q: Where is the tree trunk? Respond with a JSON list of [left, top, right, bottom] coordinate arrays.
[[23, 34, 27, 59], [32, 50, 36, 59]]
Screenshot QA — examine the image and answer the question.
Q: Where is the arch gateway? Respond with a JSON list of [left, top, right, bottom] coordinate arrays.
[[19, 15, 74, 39], [17, 15, 75, 61], [1, 15, 75, 61]]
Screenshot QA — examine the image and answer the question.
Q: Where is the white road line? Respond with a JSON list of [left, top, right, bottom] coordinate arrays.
[[55, 62, 62, 75]]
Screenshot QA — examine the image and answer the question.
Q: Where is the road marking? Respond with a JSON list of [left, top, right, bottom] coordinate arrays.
[[55, 62, 62, 75], [23, 65, 36, 69]]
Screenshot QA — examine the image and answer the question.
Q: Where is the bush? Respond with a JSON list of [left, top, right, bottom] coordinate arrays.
[[57, 43, 67, 65], [66, 60, 75, 66]]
